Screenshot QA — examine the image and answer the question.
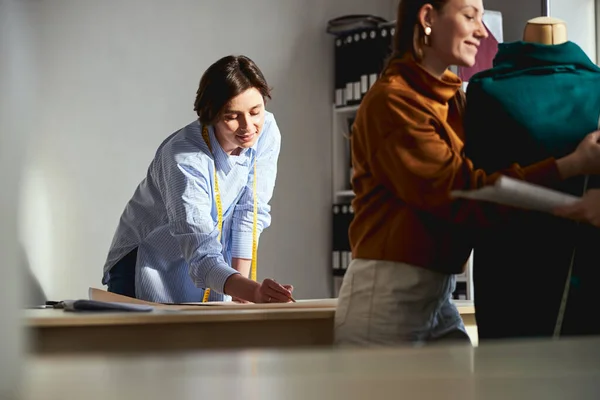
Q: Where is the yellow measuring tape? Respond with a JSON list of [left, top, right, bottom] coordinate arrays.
[[201, 125, 258, 302]]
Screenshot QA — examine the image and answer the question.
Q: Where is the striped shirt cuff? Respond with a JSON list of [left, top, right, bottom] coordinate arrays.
[[231, 230, 254, 259], [202, 261, 240, 294]]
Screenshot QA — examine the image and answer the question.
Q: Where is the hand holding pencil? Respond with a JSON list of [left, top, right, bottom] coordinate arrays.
[[254, 278, 295, 303], [224, 275, 295, 303]]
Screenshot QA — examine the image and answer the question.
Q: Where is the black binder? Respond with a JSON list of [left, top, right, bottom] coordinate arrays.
[[334, 36, 345, 106], [330, 21, 395, 108], [332, 202, 354, 272]]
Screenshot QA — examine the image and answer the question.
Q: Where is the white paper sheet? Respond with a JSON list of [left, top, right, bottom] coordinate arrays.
[[89, 288, 337, 311], [451, 176, 580, 213]]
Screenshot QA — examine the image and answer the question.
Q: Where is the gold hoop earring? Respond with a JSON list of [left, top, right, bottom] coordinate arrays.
[[424, 26, 432, 45]]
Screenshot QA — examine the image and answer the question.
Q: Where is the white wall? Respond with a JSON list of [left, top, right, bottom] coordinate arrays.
[[550, 0, 596, 61], [484, 0, 542, 42], [0, 0, 38, 396], [484, 0, 596, 61], [20, 0, 393, 300]]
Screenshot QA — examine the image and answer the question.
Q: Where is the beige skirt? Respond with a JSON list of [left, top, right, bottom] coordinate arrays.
[[334, 258, 470, 346]]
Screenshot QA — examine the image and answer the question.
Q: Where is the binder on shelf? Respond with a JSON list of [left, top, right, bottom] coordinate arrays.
[[359, 29, 370, 97], [342, 32, 353, 106], [345, 116, 355, 187], [366, 27, 379, 91], [334, 36, 345, 106], [329, 19, 395, 109], [332, 202, 354, 272], [345, 33, 355, 106], [332, 204, 342, 270], [377, 23, 394, 77], [349, 31, 361, 106]]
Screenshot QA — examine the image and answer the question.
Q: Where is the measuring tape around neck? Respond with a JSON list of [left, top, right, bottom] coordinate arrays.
[[201, 125, 258, 302]]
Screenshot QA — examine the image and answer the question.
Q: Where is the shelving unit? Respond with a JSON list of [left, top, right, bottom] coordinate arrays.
[[331, 104, 357, 297], [330, 102, 475, 302], [331, 104, 357, 201]]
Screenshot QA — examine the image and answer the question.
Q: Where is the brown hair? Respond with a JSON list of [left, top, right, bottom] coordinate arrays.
[[390, 0, 449, 61], [193, 55, 272, 125]]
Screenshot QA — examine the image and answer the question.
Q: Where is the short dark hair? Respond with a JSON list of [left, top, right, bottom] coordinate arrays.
[[193, 55, 272, 125]]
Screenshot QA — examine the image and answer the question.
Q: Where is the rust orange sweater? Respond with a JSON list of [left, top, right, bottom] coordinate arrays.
[[349, 56, 561, 274]]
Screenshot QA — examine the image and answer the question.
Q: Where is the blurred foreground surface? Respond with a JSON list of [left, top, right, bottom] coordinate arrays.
[[25, 336, 600, 400]]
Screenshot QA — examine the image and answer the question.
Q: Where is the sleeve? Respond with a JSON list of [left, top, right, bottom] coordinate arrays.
[[154, 151, 239, 294], [231, 114, 281, 258], [368, 90, 561, 227]]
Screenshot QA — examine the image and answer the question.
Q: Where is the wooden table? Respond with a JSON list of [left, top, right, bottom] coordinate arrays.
[[26, 299, 477, 355], [24, 336, 600, 399], [26, 307, 335, 354]]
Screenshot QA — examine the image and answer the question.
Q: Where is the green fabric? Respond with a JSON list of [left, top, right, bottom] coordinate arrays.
[[465, 41, 600, 171], [464, 41, 600, 340]]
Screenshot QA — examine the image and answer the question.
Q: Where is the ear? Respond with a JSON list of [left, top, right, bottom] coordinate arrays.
[[417, 4, 435, 30]]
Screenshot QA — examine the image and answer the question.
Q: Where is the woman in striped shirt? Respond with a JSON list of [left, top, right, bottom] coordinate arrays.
[[103, 55, 294, 304]]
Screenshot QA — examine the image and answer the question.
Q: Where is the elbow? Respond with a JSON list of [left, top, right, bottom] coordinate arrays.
[[189, 254, 237, 293]]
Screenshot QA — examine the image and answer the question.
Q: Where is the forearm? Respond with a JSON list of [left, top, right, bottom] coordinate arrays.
[[386, 156, 562, 228], [231, 257, 251, 278], [440, 157, 562, 227], [556, 152, 581, 180], [223, 274, 260, 300]]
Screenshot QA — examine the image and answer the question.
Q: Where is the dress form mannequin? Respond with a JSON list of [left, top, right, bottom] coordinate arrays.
[[464, 16, 600, 341], [523, 17, 567, 45]]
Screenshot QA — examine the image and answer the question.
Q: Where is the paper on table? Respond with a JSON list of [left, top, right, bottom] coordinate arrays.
[[88, 288, 233, 309], [450, 175, 580, 213], [88, 288, 337, 311]]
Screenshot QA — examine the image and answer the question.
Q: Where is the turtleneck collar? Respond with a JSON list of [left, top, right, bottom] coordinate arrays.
[[385, 54, 462, 104]]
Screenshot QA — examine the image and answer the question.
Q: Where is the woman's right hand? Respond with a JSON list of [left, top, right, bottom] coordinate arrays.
[[553, 189, 600, 228], [252, 279, 294, 303], [224, 274, 294, 303], [571, 130, 600, 175]]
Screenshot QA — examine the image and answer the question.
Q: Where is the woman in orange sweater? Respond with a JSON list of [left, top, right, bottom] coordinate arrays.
[[334, 0, 600, 346]]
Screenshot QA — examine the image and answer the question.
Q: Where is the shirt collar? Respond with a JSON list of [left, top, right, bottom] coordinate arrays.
[[208, 125, 255, 173]]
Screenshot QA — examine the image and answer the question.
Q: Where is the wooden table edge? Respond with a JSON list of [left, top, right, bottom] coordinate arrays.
[[26, 307, 336, 328]]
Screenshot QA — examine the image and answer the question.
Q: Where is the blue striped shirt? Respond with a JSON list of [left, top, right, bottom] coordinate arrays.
[[102, 111, 281, 303]]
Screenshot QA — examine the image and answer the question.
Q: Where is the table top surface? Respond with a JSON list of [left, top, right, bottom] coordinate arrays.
[[25, 299, 474, 327], [24, 336, 600, 399]]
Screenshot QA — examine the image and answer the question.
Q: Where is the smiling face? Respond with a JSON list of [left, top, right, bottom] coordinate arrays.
[[420, 0, 488, 73], [213, 88, 265, 155]]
